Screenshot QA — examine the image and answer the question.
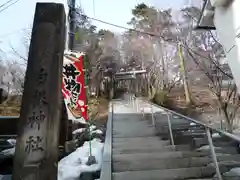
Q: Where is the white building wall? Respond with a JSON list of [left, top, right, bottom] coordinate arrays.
[[213, 0, 240, 92]]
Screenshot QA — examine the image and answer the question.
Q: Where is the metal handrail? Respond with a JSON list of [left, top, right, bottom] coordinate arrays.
[[135, 97, 225, 180], [206, 127, 222, 180], [143, 99, 240, 143], [166, 112, 175, 146], [116, 94, 240, 179]]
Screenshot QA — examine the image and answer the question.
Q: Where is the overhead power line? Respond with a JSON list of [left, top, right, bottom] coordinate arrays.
[[0, 0, 20, 14], [92, 13, 232, 78], [74, 7, 232, 78], [0, 28, 30, 39], [181, 9, 233, 79], [76, 12, 171, 40], [0, 0, 14, 9]]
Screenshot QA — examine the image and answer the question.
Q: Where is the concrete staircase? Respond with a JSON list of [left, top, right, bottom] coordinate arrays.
[[112, 100, 240, 180]]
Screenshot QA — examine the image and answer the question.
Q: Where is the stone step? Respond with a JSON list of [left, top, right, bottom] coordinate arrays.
[[113, 145, 190, 154], [157, 130, 207, 139], [113, 115, 145, 120], [212, 135, 235, 142], [113, 127, 154, 132], [192, 138, 238, 149], [217, 161, 240, 172], [113, 151, 210, 161], [161, 133, 206, 144], [222, 176, 240, 180], [112, 121, 155, 138], [113, 119, 149, 124], [175, 129, 206, 134], [155, 121, 190, 127], [153, 114, 187, 119], [159, 123, 203, 129], [113, 140, 170, 148], [217, 154, 240, 161], [186, 179, 213, 180], [196, 146, 239, 154], [113, 136, 164, 143], [113, 156, 208, 172], [113, 157, 210, 172], [186, 179, 240, 180], [113, 153, 240, 162], [113, 128, 154, 134], [112, 166, 216, 180], [113, 133, 156, 138], [113, 127, 156, 138], [174, 131, 206, 137], [113, 143, 167, 150], [187, 179, 240, 180], [156, 128, 205, 137], [113, 124, 151, 130], [157, 124, 205, 133], [113, 154, 240, 172]]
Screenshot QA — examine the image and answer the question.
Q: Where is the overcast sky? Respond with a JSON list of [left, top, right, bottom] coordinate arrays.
[[0, 0, 189, 58]]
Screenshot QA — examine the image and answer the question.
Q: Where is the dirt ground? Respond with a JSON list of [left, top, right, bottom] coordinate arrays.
[[88, 97, 109, 125], [0, 97, 110, 125], [0, 103, 20, 116]]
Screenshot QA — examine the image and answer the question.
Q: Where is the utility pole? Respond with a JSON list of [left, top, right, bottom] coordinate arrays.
[[62, 0, 76, 148], [178, 42, 192, 107], [68, 0, 76, 50]]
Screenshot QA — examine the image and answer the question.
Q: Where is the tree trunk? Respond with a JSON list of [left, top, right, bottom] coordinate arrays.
[[221, 105, 233, 133], [178, 43, 192, 106], [223, 110, 233, 133]]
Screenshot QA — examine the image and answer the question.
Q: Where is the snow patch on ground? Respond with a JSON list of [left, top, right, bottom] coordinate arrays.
[[90, 125, 97, 131], [72, 125, 103, 135], [0, 175, 12, 180], [212, 133, 221, 138], [58, 138, 104, 180], [71, 117, 87, 124], [92, 129, 103, 135], [223, 167, 240, 177], [7, 139, 16, 146], [0, 138, 18, 156], [1, 128, 105, 180], [73, 128, 86, 134], [197, 145, 210, 151], [190, 122, 196, 126], [1, 147, 15, 156], [197, 145, 223, 151]]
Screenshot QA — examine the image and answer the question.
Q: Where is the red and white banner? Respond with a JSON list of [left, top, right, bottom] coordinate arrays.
[[62, 51, 88, 123]]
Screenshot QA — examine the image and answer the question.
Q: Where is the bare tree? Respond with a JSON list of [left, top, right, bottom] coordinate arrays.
[[122, 4, 182, 100], [180, 6, 240, 132]]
